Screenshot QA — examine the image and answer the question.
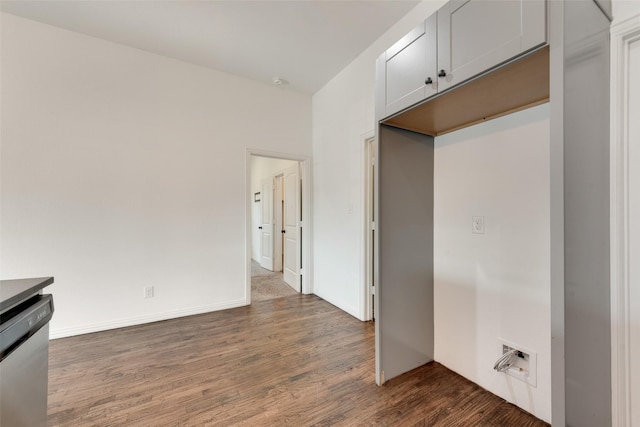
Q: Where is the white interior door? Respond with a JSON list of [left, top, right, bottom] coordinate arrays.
[[273, 175, 284, 273], [283, 164, 301, 291], [259, 177, 274, 271]]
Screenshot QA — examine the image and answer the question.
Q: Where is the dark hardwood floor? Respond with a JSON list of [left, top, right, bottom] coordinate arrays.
[[48, 295, 548, 426]]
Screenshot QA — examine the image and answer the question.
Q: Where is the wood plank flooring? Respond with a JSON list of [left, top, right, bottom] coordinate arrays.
[[48, 295, 549, 426]]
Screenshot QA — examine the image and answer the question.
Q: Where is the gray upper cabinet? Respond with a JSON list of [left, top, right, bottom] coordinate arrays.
[[377, 14, 438, 119], [376, 0, 547, 122], [437, 0, 546, 91]]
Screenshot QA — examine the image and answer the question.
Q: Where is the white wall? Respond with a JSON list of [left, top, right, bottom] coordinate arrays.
[[433, 104, 551, 422], [250, 156, 297, 261], [312, 0, 446, 319], [613, 0, 640, 22], [0, 13, 311, 338]]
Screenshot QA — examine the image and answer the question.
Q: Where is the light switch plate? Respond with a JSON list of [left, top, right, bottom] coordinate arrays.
[[472, 216, 485, 234]]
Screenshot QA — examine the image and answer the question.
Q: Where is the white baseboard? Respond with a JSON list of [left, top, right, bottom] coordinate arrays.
[[49, 298, 247, 339], [312, 288, 362, 321]]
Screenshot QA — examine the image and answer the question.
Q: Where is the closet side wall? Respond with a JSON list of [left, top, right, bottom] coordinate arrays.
[[376, 125, 434, 384], [554, 1, 612, 425]]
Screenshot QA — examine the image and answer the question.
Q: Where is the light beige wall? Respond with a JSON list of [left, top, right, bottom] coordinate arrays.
[[312, 0, 446, 318], [434, 104, 551, 422], [0, 13, 311, 337], [613, 0, 640, 22]]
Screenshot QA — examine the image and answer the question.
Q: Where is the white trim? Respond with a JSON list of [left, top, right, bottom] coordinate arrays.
[[50, 299, 246, 339], [610, 14, 640, 427], [246, 149, 313, 304], [362, 130, 375, 322], [313, 288, 361, 320]]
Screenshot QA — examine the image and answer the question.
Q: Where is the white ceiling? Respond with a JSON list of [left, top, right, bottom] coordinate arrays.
[[1, 0, 421, 94]]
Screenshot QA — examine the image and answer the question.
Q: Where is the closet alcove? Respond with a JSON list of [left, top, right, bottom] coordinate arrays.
[[373, 1, 612, 426]]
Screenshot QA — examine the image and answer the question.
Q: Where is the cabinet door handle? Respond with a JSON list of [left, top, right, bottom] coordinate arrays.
[[258, 226, 263, 229], [425, 77, 433, 85], [438, 69, 447, 78]]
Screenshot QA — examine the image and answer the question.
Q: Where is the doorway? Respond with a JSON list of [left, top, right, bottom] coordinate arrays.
[[247, 151, 311, 303]]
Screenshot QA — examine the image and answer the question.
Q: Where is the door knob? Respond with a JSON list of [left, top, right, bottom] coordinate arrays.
[[438, 69, 447, 78], [425, 77, 433, 85], [281, 230, 286, 234]]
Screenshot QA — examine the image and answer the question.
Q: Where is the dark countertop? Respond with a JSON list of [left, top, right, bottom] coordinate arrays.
[[0, 277, 54, 313]]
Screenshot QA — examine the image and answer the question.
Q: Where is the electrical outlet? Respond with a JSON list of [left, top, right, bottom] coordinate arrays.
[[472, 215, 485, 234], [144, 286, 154, 299], [496, 339, 537, 387]]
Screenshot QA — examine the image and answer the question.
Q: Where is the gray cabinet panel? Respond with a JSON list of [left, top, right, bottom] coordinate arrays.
[[437, 0, 546, 91], [560, 1, 611, 425], [375, 125, 434, 384], [386, 33, 427, 108], [381, 15, 437, 118]]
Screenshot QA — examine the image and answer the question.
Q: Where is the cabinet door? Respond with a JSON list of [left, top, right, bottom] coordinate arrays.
[[437, 0, 546, 91], [379, 15, 437, 119]]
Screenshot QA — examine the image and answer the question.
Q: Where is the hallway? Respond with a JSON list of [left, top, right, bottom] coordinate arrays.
[[251, 260, 298, 302]]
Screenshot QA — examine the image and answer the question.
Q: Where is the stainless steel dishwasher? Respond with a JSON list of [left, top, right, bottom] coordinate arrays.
[[0, 277, 54, 427]]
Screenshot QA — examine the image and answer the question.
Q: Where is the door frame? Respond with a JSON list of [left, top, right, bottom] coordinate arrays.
[[245, 149, 312, 304], [610, 14, 640, 427], [362, 131, 376, 321]]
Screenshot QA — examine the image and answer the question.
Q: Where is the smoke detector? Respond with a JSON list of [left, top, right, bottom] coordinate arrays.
[[272, 77, 288, 86]]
